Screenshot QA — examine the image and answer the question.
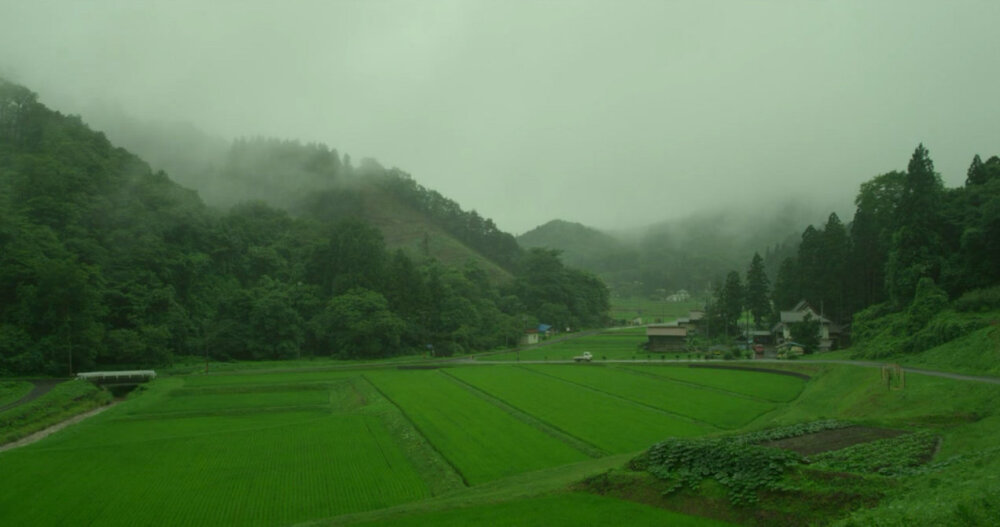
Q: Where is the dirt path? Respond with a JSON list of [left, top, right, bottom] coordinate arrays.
[[0, 402, 118, 453], [0, 379, 65, 413]]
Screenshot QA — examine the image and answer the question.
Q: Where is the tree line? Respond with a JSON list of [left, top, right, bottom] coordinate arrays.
[[0, 79, 609, 375], [703, 144, 1000, 344]]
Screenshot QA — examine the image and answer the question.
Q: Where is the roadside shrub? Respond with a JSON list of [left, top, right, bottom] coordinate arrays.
[[902, 311, 989, 354], [906, 278, 949, 332], [851, 303, 899, 343], [954, 285, 1000, 312]]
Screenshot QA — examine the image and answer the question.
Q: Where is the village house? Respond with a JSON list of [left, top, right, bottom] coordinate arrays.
[[666, 289, 691, 302], [520, 329, 539, 346], [771, 300, 842, 351], [676, 309, 704, 334], [646, 324, 688, 352]]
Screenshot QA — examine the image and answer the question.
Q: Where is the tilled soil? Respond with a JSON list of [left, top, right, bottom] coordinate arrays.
[[763, 426, 907, 456]]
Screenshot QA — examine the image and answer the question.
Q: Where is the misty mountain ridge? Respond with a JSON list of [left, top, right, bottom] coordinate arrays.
[[519, 202, 829, 297], [74, 92, 840, 296], [0, 77, 610, 373], [71, 106, 518, 281]]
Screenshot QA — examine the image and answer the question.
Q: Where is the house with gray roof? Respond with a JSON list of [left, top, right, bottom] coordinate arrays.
[[771, 300, 842, 351]]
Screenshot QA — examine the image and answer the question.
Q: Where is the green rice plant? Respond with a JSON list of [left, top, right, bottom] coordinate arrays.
[[0, 414, 428, 526], [182, 369, 357, 387], [365, 369, 588, 485], [622, 365, 806, 402], [447, 366, 710, 453], [523, 365, 775, 429]]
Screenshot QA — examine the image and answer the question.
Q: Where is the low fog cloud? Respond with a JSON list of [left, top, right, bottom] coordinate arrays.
[[2, 1, 999, 233]]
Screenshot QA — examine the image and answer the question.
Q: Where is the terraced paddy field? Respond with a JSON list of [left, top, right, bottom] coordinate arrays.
[[521, 364, 779, 428], [2, 359, 998, 526], [620, 364, 807, 403], [446, 366, 711, 452], [364, 369, 588, 484]]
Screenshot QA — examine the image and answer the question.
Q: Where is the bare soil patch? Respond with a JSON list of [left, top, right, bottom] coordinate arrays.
[[763, 426, 906, 456]]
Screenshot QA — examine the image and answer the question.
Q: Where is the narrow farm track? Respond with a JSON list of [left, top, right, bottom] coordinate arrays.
[[789, 359, 1000, 385], [0, 379, 64, 412]]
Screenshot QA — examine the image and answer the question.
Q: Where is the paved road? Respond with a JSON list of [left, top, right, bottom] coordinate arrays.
[[790, 359, 1000, 385]]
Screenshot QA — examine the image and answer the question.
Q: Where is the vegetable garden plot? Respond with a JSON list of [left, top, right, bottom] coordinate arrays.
[[447, 366, 709, 453], [0, 414, 428, 526], [524, 365, 775, 429], [623, 365, 806, 402], [365, 369, 587, 485]]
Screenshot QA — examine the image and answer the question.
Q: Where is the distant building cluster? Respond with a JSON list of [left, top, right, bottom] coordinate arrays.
[[665, 289, 691, 302]]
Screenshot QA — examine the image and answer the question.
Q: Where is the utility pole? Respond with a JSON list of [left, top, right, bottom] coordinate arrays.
[[66, 314, 73, 376]]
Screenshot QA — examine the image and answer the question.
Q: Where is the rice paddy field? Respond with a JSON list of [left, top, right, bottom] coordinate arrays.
[[482, 331, 655, 361], [609, 297, 703, 324], [2, 347, 998, 526]]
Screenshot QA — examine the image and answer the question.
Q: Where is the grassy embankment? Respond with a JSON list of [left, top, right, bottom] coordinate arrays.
[[0, 379, 110, 445], [0, 381, 33, 407]]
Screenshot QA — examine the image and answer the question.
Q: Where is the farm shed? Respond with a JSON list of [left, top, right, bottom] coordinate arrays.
[[520, 329, 540, 346], [646, 325, 688, 352]]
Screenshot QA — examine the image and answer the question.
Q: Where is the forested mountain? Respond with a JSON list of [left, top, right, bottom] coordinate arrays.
[[0, 79, 609, 375], [518, 220, 635, 277], [767, 146, 1000, 319], [71, 109, 523, 281], [518, 207, 815, 299]]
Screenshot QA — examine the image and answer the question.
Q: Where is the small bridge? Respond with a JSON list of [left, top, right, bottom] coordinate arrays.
[[77, 370, 157, 387]]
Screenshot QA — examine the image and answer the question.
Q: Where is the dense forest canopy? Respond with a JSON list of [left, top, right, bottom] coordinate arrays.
[[0, 79, 609, 375], [703, 144, 1000, 347]]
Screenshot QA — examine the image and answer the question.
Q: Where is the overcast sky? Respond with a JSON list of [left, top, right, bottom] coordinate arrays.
[[2, 1, 999, 233]]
